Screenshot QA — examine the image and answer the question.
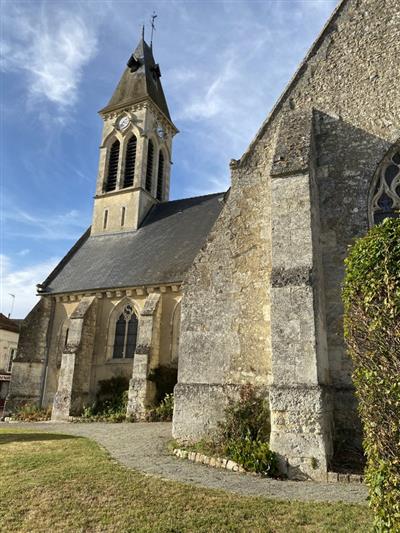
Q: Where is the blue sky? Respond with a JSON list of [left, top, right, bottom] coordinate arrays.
[[1, 0, 337, 317]]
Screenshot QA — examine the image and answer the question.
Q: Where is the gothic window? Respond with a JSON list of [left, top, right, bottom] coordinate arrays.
[[370, 147, 400, 225], [145, 139, 154, 193], [112, 304, 138, 359], [156, 151, 164, 201], [123, 135, 137, 188], [104, 140, 120, 192]]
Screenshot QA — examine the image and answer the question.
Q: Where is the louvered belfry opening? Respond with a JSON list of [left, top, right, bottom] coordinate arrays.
[[104, 140, 120, 192], [156, 151, 164, 201], [145, 139, 154, 192], [123, 135, 137, 188]]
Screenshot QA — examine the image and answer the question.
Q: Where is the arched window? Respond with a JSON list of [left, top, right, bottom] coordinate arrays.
[[370, 146, 400, 225], [112, 304, 138, 359], [123, 135, 137, 188], [145, 139, 154, 193], [104, 139, 120, 192], [156, 151, 164, 201]]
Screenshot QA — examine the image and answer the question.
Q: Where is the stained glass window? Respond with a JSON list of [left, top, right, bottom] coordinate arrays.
[[370, 148, 400, 225], [112, 304, 138, 359]]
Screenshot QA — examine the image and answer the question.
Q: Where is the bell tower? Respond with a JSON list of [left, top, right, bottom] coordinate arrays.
[[91, 36, 178, 235]]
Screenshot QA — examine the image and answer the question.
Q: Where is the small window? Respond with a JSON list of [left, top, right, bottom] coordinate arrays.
[[145, 139, 154, 193], [112, 304, 138, 359], [123, 135, 137, 188], [104, 139, 120, 192], [64, 328, 69, 347], [156, 151, 164, 201], [121, 207, 126, 227], [103, 209, 109, 230]]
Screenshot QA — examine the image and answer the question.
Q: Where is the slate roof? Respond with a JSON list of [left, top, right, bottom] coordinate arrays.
[[0, 313, 20, 333], [100, 37, 172, 122], [42, 193, 225, 295]]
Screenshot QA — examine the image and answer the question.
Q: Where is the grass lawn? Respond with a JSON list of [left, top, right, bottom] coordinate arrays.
[[0, 429, 371, 533]]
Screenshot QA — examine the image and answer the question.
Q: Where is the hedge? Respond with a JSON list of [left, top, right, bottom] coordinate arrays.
[[343, 218, 400, 532]]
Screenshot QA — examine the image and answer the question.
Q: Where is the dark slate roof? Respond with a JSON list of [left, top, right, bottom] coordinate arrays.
[[0, 313, 20, 333], [100, 37, 172, 121], [42, 193, 225, 294]]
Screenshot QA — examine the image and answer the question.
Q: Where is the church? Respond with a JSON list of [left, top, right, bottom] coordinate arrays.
[[6, 0, 399, 481]]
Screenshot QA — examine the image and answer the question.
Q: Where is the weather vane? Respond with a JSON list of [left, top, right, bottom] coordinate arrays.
[[150, 11, 157, 48]]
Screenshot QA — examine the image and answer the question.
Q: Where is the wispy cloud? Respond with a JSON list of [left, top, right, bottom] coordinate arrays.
[[3, 204, 88, 241], [0, 254, 60, 318], [1, 2, 99, 117]]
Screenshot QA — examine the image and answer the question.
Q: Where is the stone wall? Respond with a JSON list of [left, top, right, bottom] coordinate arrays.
[[5, 297, 53, 412], [174, 0, 400, 478]]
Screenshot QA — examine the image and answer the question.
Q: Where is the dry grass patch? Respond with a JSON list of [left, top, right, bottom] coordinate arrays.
[[0, 430, 371, 533]]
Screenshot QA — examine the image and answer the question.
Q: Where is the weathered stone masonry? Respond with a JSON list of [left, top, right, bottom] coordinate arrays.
[[173, 0, 400, 480]]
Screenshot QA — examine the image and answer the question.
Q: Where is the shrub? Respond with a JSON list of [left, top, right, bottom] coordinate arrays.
[[343, 218, 400, 532], [81, 376, 129, 422], [217, 383, 271, 444], [147, 366, 177, 404], [225, 434, 278, 476], [216, 384, 276, 476], [14, 404, 52, 422], [146, 393, 174, 422]]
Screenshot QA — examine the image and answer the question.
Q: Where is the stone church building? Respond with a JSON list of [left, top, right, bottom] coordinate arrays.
[[6, 0, 399, 480]]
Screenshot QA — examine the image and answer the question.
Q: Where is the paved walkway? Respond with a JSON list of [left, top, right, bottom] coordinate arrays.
[[1, 421, 368, 504]]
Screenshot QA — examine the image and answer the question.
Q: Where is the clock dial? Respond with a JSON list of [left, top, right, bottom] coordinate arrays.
[[118, 116, 129, 131]]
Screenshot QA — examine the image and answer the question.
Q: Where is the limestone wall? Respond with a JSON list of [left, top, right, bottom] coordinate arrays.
[[174, 0, 400, 473]]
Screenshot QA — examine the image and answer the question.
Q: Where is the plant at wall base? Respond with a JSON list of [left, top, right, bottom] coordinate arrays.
[[343, 218, 400, 532], [146, 393, 174, 422], [216, 384, 277, 476], [13, 404, 52, 422], [81, 377, 129, 422], [147, 366, 177, 404]]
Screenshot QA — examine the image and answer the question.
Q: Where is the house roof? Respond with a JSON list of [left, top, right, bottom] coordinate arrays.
[[0, 313, 20, 333], [100, 37, 173, 123], [42, 192, 225, 294]]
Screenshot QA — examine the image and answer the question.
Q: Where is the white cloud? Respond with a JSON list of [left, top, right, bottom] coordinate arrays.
[[0, 254, 60, 318], [3, 204, 89, 241], [1, 3, 98, 112]]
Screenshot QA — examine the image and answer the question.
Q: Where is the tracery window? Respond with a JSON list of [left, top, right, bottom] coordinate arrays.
[[123, 135, 137, 188], [104, 140, 120, 192], [156, 151, 164, 201], [370, 148, 400, 225], [112, 304, 138, 359], [145, 139, 154, 193]]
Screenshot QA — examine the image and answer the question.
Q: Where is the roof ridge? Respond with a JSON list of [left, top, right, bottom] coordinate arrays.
[[162, 191, 225, 204]]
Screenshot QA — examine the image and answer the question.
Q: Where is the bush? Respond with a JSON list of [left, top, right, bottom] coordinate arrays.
[[225, 434, 277, 476], [216, 384, 276, 476], [343, 218, 400, 532], [146, 393, 174, 422], [147, 366, 177, 404], [14, 404, 52, 422], [217, 383, 271, 444], [81, 376, 129, 422]]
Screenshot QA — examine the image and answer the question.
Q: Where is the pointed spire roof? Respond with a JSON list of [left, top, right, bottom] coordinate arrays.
[[100, 37, 172, 122]]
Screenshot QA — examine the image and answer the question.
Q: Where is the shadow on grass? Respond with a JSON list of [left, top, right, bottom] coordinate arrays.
[[0, 433, 80, 445]]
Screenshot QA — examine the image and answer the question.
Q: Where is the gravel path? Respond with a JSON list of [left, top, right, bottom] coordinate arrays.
[[1, 421, 368, 504]]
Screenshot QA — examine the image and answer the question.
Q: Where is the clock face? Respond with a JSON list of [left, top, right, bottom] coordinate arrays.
[[118, 116, 129, 131], [156, 125, 165, 139]]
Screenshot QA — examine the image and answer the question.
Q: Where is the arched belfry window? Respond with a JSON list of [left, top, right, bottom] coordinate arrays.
[[104, 139, 120, 192], [156, 151, 164, 201], [370, 146, 400, 225], [145, 139, 154, 193], [123, 135, 137, 188], [112, 304, 138, 359]]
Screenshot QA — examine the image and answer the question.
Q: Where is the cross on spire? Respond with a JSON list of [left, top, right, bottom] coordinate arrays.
[[150, 11, 157, 48]]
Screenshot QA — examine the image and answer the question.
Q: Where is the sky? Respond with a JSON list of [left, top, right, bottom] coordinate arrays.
[[0, 0, 338, 318]]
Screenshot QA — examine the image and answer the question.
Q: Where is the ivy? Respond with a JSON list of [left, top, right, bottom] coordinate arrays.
[[343, 218, 400, 532]]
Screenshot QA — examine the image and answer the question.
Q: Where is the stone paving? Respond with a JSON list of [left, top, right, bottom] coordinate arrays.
[[1, 421, 368, 504]]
